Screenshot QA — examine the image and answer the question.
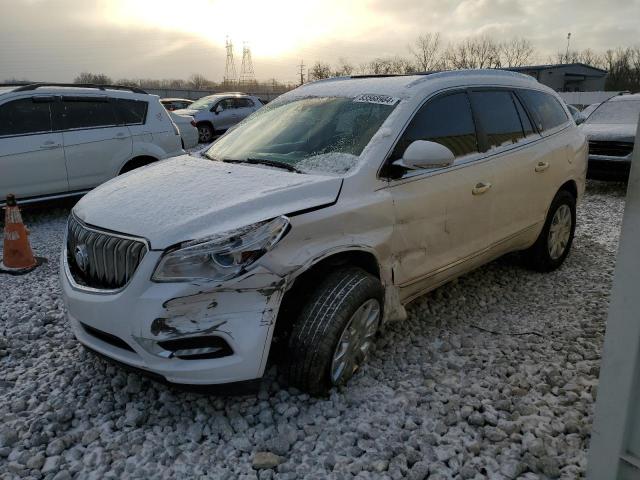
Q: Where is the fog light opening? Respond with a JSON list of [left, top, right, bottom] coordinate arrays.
[[157, 335, 233, 360]]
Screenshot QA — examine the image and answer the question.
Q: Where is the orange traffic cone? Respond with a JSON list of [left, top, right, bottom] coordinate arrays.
[[1, 194, 40, 274]]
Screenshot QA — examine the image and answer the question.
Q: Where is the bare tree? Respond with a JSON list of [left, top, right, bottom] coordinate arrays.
[[363, 56, 415, 75], [499, 38, 535, 67], [409, 33, 443, 72], [74, 72, 112, 84], [309, 61, 332, 80], [334, 58, 355, 77], [445, 37, 501, 69], [188, 74, 211, 90]]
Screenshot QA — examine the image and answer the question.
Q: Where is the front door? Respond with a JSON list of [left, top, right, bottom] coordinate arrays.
[[386, 91, 496, 300], [0, 96, 68, 199]]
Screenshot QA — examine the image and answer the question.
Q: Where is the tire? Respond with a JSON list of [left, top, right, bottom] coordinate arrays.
[[285, 267, 383, 395], [523, 189, 576, 272], [197, 123, 214, 143]]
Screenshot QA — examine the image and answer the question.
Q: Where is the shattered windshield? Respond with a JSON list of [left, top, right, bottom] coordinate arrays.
[[586, 100, 640, 125], [204, 96, 397, 175]]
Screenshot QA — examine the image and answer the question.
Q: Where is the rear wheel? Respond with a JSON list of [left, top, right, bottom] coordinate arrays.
[[285, 267, 383, 395], [523, 190, 576, 272], [197, 123, 214, 143]]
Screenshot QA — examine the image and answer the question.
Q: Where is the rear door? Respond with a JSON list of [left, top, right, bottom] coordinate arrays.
[[517, 89, 572, 224], [58, 96, 132, 190], [468, 88, 542, 242], [0, 96, 68, 199], [234, 98, 256, 121]]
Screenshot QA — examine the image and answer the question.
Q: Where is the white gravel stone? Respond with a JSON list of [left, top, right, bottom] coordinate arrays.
[[0, 181, 624, 478]]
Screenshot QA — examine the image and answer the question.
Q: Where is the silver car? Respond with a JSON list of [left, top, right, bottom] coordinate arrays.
[[175, 93, 262, 143]]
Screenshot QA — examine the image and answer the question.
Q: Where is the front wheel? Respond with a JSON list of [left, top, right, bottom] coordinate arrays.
[[285, 267, 383, 395], [197, 123, 214, 143], [523, 189, 576, 272]]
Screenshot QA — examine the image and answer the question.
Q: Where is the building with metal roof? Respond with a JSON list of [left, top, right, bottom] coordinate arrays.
[[505, 63, 607, 92]]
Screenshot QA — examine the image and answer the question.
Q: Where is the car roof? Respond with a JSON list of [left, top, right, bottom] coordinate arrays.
[[281, 69, 543, 102], [161, 97, 193, 102]]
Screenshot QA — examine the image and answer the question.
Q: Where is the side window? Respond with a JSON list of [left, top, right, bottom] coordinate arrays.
[[115, 99, 148, 125], [513, 93, 534, 136], [0, 98, 52, 136], [470, 90, 525, 150], [520, 90, 568, 132], [237, 98, 254, 108], [391, 92, 478, 160], [59, 98, 118, 129]]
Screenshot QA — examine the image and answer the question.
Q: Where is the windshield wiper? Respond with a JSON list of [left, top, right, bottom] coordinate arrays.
[[222, 158, 303, 173]]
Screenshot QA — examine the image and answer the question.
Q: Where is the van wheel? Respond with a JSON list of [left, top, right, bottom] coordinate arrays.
[[523, 190, 576, 272], [285, 267, 383, 395], [197, 123, 214, 143]]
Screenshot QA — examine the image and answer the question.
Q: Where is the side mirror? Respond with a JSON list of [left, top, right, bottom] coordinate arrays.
[[393, 140, 455, 170], [214, 105, 223, 114], [575, 114, 586, 126]]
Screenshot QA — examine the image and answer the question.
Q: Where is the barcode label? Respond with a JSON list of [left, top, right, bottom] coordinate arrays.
[[353, 94, 400, 106]]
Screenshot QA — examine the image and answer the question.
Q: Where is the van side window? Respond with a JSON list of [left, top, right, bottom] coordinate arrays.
[[116, 99, 148, 125], [59, 98, 118, 130], [391, 92, 478, 160], [0, 98, 52, 136], [470, 90, 525, 150], [520, 90, 568, 132]]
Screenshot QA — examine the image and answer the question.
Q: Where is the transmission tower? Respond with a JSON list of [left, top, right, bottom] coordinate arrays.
[[239, 42, 256, 86], [298, 59, 305, 85], [224, 36, 237, 85]]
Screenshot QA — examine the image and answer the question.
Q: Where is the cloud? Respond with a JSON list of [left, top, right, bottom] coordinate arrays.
[[1, 0, 639, 82]]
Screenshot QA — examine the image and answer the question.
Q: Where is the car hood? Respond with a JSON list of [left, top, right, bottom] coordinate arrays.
[[73, 155, 343, 249], [174, 108, 201, 117], [580, 123, 637, 143]]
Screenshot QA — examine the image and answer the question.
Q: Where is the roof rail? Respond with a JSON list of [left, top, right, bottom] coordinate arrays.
[[12, 83, 148, 94]]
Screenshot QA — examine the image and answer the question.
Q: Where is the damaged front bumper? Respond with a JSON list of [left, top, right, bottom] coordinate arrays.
[[60, 250, 285, 385]]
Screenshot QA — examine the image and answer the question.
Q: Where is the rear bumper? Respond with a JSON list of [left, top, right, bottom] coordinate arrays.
[[60, 250, 285, 385]]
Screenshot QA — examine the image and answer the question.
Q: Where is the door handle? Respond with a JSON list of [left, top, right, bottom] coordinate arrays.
[[535, 161, 550, 173], [472, 182, 492, 195], [39, 141, 61, 149]]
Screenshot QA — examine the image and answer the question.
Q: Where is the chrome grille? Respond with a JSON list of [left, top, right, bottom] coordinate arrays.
[[66, 214, 148, 290]]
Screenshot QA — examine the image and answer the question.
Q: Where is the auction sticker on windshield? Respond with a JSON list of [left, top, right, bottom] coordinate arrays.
[[353, 94, 400, 106]]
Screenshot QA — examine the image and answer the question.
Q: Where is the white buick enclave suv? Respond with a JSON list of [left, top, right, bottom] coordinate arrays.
[[0, 83, 184, 205], [61, 70, 587, 395]]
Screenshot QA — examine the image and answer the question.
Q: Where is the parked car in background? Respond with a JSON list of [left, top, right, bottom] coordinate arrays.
[[174, 93, 262, 143], [581, 102, 601, 119], [61, 70, 586, 395], [567, 104, 586, 125], [580, 94, 640, 179], [0, 83, 184, 205], [161, 98, 193, 111], [169, 111, 198, 149]]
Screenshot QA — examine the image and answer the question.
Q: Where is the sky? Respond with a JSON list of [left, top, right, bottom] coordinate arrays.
[[1, 0, 639, 84]]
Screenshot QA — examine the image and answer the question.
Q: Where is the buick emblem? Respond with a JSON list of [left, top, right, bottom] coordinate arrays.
[[74, 244, 90, 273]]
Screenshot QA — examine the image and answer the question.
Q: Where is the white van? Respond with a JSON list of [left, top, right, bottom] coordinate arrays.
[[0, 83, 184, 205]]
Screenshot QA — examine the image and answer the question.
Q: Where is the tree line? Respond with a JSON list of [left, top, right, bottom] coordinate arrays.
[[308, 34, 640, 92]]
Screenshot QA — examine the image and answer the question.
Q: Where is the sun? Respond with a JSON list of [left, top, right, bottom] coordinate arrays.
[[101, 0, 380, 59]]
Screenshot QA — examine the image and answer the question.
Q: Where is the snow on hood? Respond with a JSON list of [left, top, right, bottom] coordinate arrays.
[[580, 123, 637, 143], [73, 155, 342, 249]]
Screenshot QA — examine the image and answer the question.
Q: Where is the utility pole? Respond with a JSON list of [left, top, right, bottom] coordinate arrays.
[[224, 36, 237, 86], [239, 42, 256, 87], [565, 33, 572, 64], [298, 59, 305, 86]]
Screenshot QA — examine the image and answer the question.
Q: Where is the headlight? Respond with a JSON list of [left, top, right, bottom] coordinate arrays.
[[152, 216, 289, 282]]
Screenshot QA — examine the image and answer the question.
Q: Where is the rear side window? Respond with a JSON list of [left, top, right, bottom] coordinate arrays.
[[520, 90, 568, 132], [235, 98, 254, 108], [116, 99, 148, 125], [470, 90, 525, 150], [513, 94, 534, 136], [0, 98, 52, 136], [59, 98, 118, 129], [392, 92, 478, 159]]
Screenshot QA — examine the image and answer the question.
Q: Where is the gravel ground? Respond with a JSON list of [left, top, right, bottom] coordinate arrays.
[[0, 180, 627, 480]]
